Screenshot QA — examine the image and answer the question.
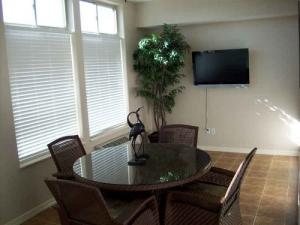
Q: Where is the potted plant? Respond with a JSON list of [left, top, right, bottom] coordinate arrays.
[[133, 24, 190, 142]]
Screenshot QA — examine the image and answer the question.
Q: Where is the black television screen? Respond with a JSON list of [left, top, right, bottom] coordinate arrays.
[[192, 49, 249, 86]]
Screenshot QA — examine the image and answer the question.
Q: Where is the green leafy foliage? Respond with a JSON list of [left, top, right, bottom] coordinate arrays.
[[133, 24, 190, 130]]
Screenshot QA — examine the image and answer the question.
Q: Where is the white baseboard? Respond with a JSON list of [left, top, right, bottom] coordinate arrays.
[[4, 198, 56, 225], [199, 145, 299, 156]]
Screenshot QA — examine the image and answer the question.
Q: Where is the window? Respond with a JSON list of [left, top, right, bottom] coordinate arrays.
[[5, 28, 78, 164], [80, 1, 127, 137], [2, 0, 66, 28], [97, 5, 117, 34], [2, 0, 128, 166], [3, 0, 77, 165], [79, 1, 98, 33], [2, 0, 35, 26], [82, 35, 127, 136], [80, 1, 117, 34], [35, 0, 66, 28]]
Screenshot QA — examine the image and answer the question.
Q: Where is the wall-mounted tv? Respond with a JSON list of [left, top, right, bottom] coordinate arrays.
[[192, 48, 249, 86]]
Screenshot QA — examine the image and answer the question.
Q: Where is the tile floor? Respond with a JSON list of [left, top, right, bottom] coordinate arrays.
[[21, 151, 298, 225], [211, 151, 298, 225]]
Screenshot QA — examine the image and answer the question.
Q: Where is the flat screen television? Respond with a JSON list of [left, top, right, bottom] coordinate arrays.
[[192, 48, 249, 86]]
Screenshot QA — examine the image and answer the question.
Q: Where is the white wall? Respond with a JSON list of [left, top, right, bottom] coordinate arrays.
[[136, 0, 297, 28], [161, 16, 299, 153], [0, 2, 144, 224]]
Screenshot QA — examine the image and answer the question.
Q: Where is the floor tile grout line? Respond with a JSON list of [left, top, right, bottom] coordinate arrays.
[[251, 155, 273, 225], [285, 156, 295, 225]]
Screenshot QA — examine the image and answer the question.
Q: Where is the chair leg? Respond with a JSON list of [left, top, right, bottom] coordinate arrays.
[[53, 205, 69, 225], [220, 200, 242, 225]]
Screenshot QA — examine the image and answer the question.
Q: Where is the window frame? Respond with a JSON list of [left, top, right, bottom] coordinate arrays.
[[1, 0, 130, 168], [79, 0, 129, 140], [4, 25, 79, 168]]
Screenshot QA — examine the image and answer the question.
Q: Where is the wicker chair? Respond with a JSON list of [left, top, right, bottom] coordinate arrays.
[[158, 124, 199, 148], [164, 148, 257, 225], [48, 135, 86, 179], [45, 179, 160, 225], [198, 148, 257, 187]]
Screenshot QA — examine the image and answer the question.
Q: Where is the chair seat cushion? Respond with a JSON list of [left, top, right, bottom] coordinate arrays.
[[173, 182, 227, 212], [197, 169, 233, 187], [52, 171, 75, 180], [182, 182, 227, 198], [105, 194, 152, 223], [129, 208, 156, 225], [166, 198, 219, 225]]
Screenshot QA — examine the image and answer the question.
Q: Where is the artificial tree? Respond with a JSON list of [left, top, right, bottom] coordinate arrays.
[[133, 24, 190, 132]]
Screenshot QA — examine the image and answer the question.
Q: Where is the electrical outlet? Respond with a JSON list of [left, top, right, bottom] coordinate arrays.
[[205, 128, 216, 135]]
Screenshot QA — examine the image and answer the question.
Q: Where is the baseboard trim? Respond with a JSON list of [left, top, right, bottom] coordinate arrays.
[[4, 198, 56, 225], [199, 145, 299, 156]]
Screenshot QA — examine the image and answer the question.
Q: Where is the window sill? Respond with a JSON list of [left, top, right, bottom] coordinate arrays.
[[19, 152, 51, 169], [89, 124, 129, 149]]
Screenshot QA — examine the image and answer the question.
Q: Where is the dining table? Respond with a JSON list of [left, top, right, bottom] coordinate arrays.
[[73, 142, 212, 192]]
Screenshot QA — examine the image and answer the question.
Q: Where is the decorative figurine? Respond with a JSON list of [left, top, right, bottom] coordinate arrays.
[[127, 107, 149, 166]]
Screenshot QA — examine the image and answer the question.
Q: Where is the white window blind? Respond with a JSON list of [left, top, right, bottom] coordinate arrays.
[[82, 34, 127, 137], [5, 27, 78, 165]]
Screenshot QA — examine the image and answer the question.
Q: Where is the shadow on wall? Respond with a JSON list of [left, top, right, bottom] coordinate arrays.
[[255, 98, 300, 146]]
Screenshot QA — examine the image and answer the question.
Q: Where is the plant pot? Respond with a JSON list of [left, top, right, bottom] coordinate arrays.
[[148, 131, 159, 143]]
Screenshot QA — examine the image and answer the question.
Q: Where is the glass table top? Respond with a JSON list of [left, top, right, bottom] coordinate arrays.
[[73, 142, 211, 190]]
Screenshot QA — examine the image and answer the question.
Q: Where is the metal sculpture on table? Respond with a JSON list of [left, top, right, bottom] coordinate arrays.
[[127, 107, 149, 166]]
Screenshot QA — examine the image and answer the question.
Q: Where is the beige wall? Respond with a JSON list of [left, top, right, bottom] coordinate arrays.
[[136, 0, 297, 28], [123, 3, 152, 126], [162, 16, 299, 153], [0, 2, 143, 224]]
